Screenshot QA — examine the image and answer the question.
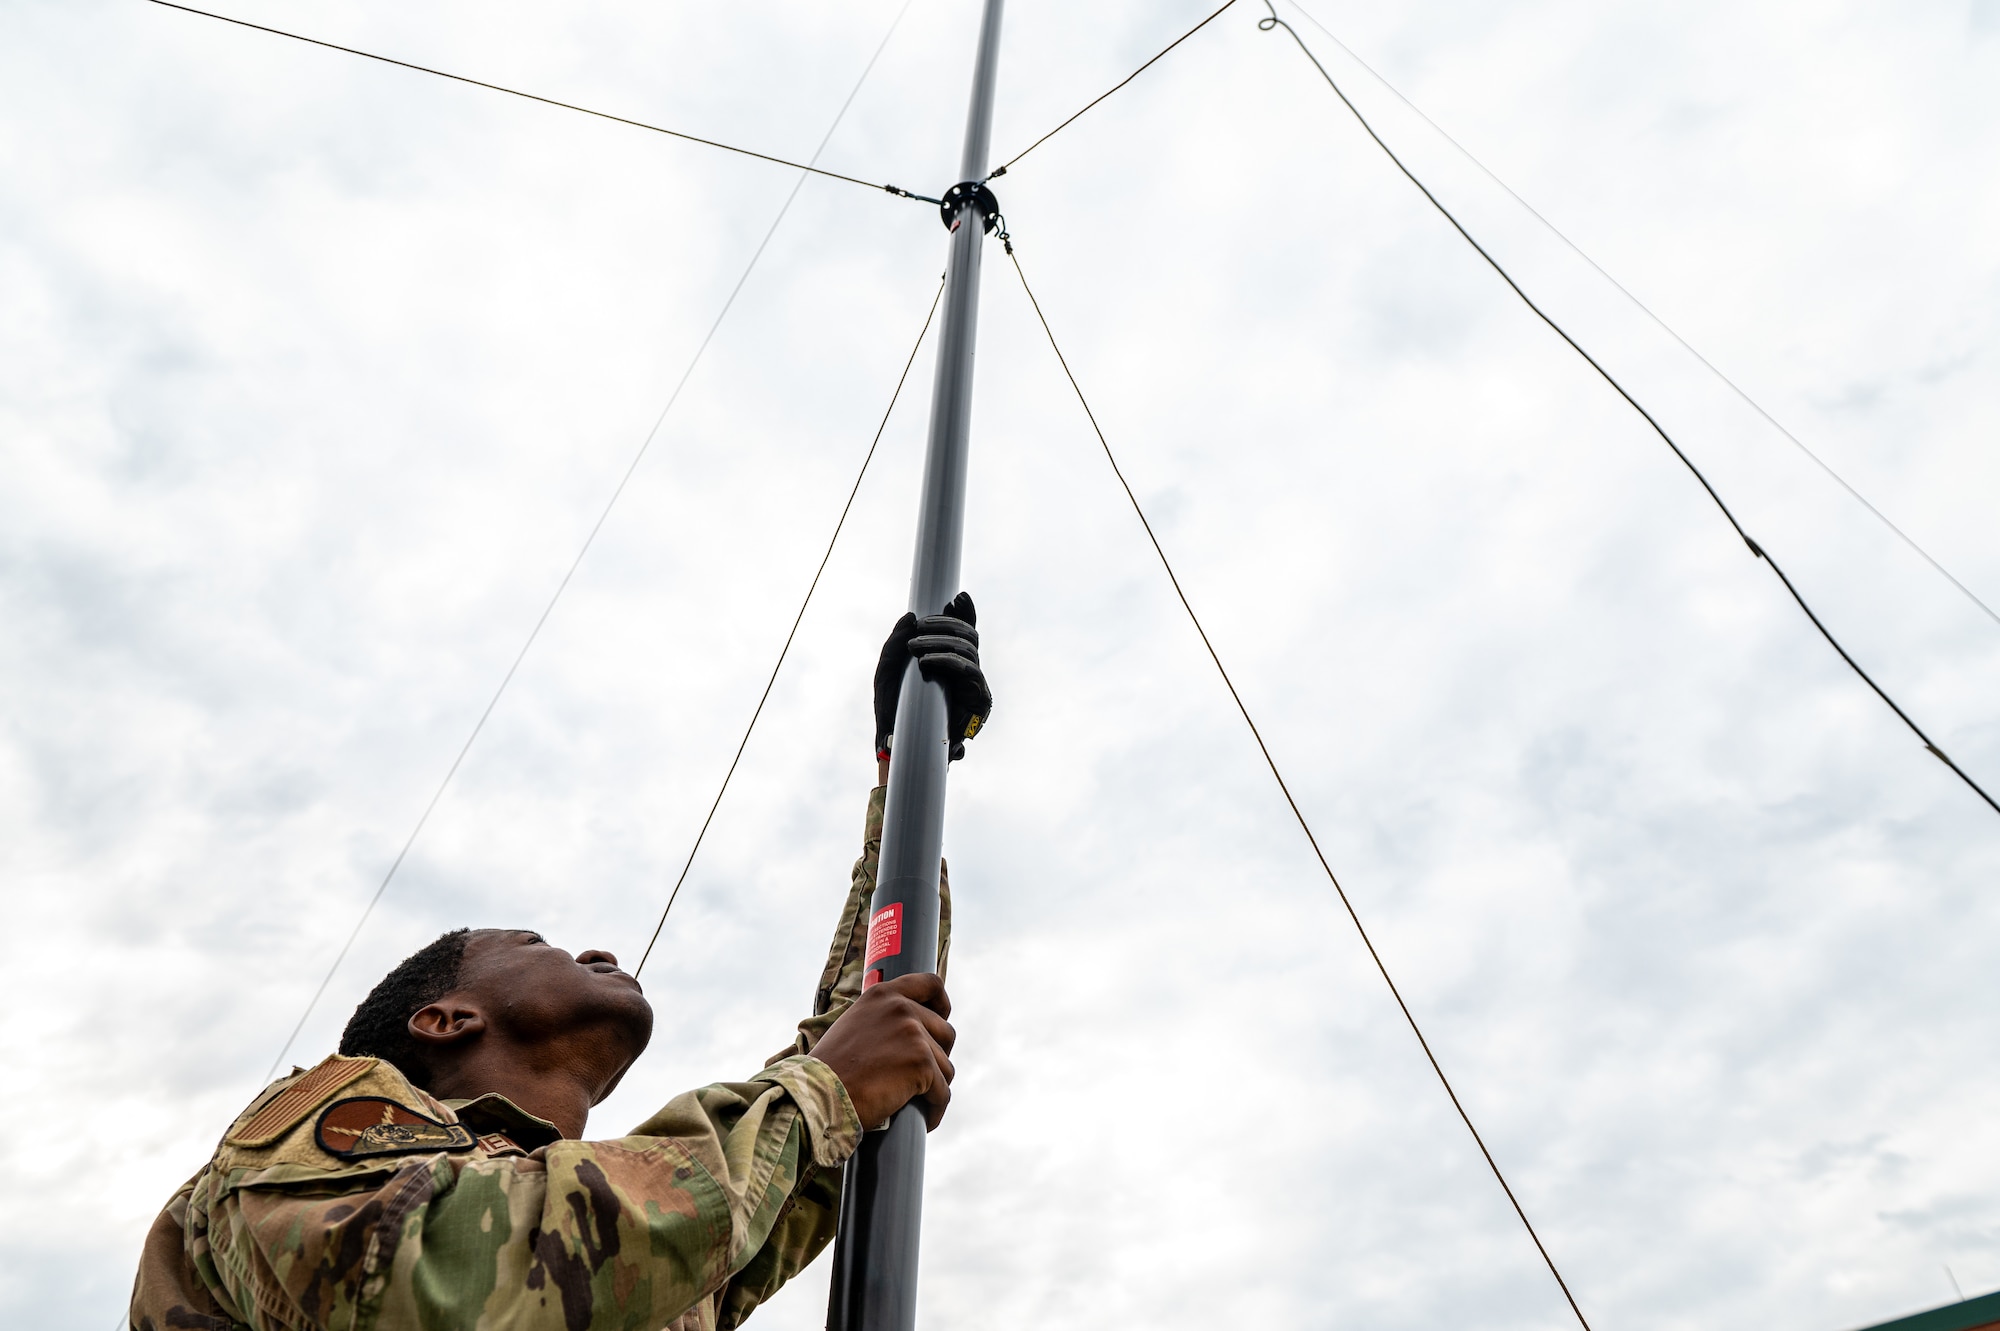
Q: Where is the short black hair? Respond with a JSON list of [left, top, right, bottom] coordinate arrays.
[[338, 928, 473, 1089]]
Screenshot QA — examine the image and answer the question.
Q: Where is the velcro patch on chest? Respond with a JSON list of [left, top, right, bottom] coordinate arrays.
[[315, 1097, 477, 1159]]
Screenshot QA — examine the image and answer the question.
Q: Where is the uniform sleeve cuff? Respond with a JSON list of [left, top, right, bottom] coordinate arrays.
[[753, 1054, 863, 1168]]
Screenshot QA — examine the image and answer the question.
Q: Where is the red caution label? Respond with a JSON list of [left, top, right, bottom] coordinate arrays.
[[865, 903, 903, 971]]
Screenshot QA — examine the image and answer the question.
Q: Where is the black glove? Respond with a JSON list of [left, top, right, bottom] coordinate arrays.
[[872, 591, 992, 762]]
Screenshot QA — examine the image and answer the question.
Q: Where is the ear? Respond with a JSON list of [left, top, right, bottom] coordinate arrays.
[[407, 1000, 487, 1047]]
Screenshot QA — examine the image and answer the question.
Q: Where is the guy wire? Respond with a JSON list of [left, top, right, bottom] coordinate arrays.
[[1003, 234, 1597, 1331], [991, 0, 1242, 177], [1282, 0, 2000, 633], [145, 0, 941, 205], [261, 0, 922, 1079], [1257, 2, 1999, 820], [634, 276, 947, 977]]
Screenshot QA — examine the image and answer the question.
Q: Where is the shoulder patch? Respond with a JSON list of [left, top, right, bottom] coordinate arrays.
[[316, 1097, 477, 1159], [228, 1055, 378, 1147]]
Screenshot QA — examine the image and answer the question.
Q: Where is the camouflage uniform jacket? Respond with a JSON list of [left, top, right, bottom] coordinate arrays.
[[131, 785, 949, 1331]]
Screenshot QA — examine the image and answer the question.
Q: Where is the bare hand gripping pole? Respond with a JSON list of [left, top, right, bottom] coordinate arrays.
[[825, 3, 1006, 1328]]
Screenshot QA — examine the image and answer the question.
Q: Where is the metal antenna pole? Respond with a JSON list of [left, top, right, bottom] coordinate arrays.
[[825, 2, 1005, 1328]]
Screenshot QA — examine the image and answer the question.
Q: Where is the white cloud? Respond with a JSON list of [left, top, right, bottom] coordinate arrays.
[[3, 0, 1998, 1327]]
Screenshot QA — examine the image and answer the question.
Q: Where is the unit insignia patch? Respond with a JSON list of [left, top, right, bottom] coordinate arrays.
[[315, 1097, 477, 1159]]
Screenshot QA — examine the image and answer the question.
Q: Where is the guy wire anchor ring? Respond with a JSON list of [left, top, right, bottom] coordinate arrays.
[[938, 180, 1002, 233]]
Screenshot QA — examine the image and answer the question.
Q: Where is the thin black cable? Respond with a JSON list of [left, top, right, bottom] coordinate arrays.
[[1258, 3, 1999, 820], [634, 277, 946, 977], [1283, 1, 2000, 634], [991, 0, 1241, 177], [1003, 235, 1595, 1331], [261, 1, 921, 1079], [145, 0, 941, 206]]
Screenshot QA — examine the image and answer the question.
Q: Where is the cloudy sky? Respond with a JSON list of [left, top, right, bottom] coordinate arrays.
[[4, 0, 1999, 1327]]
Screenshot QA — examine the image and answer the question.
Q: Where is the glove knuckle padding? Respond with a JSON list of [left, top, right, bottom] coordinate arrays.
[[876, 593, 989, 760], [917, 655, 978, 682], [908, 635, 977, 661], [914, 615, 977, 645]]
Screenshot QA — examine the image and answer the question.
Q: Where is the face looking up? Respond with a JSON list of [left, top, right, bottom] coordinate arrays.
[[409, 929, 656, 1111]]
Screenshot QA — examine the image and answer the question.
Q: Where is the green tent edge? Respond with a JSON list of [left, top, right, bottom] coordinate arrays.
[[1855, 1290, 2000, 1331]]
